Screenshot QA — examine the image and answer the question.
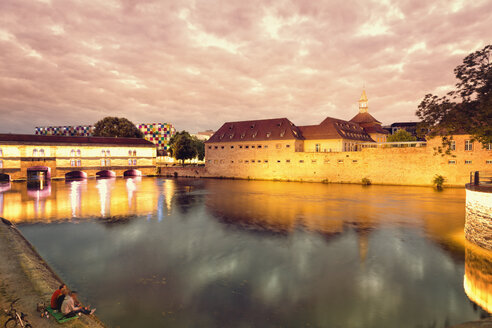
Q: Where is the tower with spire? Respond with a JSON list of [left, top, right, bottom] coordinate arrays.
[[358, 90, 368, 113], [350, 89, 389, 142]]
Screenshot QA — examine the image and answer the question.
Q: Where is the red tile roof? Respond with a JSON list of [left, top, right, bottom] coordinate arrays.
[[206, 118, 303, 143], [349, 112, 382, 124], [299, 117, 374, 141], [0, 134, 155, 146]]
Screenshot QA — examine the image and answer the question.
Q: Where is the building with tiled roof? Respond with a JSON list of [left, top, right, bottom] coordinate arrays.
[[349, 90, 389, 143]]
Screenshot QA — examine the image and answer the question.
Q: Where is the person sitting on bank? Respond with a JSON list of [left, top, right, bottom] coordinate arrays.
[[50, 284, 68, 311], [61, 291, 96, 317]]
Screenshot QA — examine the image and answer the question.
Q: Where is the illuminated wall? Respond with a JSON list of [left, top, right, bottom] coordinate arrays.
[[204, 135, 492, 186], [138, 123, 176, 151], [465, 188, 492, 250]]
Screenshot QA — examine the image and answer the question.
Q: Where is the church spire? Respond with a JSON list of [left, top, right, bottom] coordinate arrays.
[[358, 90, 368, 113]]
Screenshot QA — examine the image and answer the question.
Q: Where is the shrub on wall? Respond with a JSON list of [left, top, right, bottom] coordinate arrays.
[[433, 175, 445, 190], [362, 178, 372, 186]]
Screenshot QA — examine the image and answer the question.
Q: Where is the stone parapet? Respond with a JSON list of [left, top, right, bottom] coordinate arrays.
[[465, 186, 492, 250]]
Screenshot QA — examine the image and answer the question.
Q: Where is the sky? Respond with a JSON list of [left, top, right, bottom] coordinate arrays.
[[0, 0, 491, 134]]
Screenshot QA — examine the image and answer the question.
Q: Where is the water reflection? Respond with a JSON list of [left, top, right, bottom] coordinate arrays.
[[464, 242, 492, 314], [5, 178, 489, 327]]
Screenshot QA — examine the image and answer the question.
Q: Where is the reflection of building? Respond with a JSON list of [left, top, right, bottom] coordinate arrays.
[[0, 134, 156, 180], [464, 243, 492, 314]]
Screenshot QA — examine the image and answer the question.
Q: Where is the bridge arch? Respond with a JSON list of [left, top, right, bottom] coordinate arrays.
[[96, 170, 116, 178], [27, 166, 51, 181], [0, 173, 10, 183], [124, 169, 142, 177], [65, 171, 87, 180]]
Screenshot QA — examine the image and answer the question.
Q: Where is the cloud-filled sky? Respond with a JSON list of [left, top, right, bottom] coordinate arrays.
[[0, 0, 491, 133]]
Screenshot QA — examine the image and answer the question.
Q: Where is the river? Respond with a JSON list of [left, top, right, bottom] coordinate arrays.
[[0, 177, 490, 327]]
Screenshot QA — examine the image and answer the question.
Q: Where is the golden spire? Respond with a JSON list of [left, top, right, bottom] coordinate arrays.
[[358, 89, 368, 113]]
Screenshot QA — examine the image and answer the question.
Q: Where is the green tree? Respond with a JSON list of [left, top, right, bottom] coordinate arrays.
[[93, 117, 143, 138], [169, 131, 197, 163], [168, 131, 206, 162], [387, 129, 417, 142], [416, 44, 492, 152]]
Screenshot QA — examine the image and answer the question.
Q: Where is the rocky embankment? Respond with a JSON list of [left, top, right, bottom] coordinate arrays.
[[0, 218, 105, 327]]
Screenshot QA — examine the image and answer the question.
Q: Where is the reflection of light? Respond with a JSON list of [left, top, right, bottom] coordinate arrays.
[[464, 242, 492, 314], [0, 193, 3, 217], [70, 181, 82, 218], [0, 182, 11, 193], [164, 180, 175, 213], [126, 178, 137, 209], [96, 179, 114, 217]]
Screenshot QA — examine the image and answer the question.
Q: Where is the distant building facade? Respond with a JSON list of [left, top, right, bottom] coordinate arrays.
[[204, 91, 492, 186], [36, 122, 176, 154], [0, 134, 156, 181]]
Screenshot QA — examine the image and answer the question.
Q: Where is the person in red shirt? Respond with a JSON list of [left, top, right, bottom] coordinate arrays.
[[50, 284, 67, 310]]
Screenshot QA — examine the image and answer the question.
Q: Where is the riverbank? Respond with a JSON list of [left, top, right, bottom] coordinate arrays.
[[0, 218, 105, 327]]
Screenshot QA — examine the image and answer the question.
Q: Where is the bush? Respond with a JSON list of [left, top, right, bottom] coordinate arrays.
[[362, 178, 372, 186], [433, 175, 445, 190]]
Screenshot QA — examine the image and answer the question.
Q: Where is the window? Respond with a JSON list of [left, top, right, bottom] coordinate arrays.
[[448, 160, 456, 164], [0, 160, 2, 168], [129, 150, 133, 156], [106, 150, 110, 156], [264, 145, 268, 149], [77, 149, 81, 156], [324, 159, 330, 164], [221, 146, 224, 149], [245, 160, 249, 163], [214, 146, 218, 149], [77, 159, 81, 167], [251, 145, 255, 148], [207, 160, 211, 163], [450, 141, 456, 151], [488, 143, 492, 150], [214, 160, 218, 164], [105, 159, 111, 166], [220, 160, 224, 164], [71, 159, 76, 167], [100, 159, 105, 166], [264, 160, 268, 163], [252, 160, 255, 163], [276, 144, 281, 149], [208, 146, 212, 149], [487, 160, 492, 164], [0, 148, 2, 156], [39, 149, 45, 157], [312, 159, 317, 163], [231, 160, 234, 163], [231, 146, 234, 149], [101, 150, 106, 157], [338, 160, 344, 163], [32, 149, 38, 157], [286, 145, 290, 148], [128, 159, 133, 165], [465, 140, 473, 151], [286, 159, 290, 163], [245, 146, 249, 149], [352, 160, 358, 163], [71, 149, 76, 157], [239, 146, 243, 149], [465, 160, 472, 164], [299, 160, 304, 163], [315, 144, 320, 152]]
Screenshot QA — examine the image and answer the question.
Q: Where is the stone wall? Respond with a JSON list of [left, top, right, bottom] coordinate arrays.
[[204, 135, 492, 186], [465, 187, 492, 250], [158, 165, 208, 178]]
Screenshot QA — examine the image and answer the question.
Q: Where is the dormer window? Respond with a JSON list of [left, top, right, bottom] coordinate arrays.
[[229, 133, 234, 139], [241, 133, 245, 139], [220, 133, 225, 140], [280, 129, 285, 137], [229, 124, 234, 130], [266, 132, 271, 138], [250, 124, 255, 129], [277, 122, 282, 127], [252, 131, 257, 138]]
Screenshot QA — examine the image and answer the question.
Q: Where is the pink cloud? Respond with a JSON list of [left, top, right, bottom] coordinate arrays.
[[0, 0, 490, 133]]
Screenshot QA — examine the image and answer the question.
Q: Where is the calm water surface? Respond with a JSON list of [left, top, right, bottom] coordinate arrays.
[[1, 178, 490, 327]]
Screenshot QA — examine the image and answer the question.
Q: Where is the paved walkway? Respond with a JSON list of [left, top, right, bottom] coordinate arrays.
[[0, 218, 105, 327]]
